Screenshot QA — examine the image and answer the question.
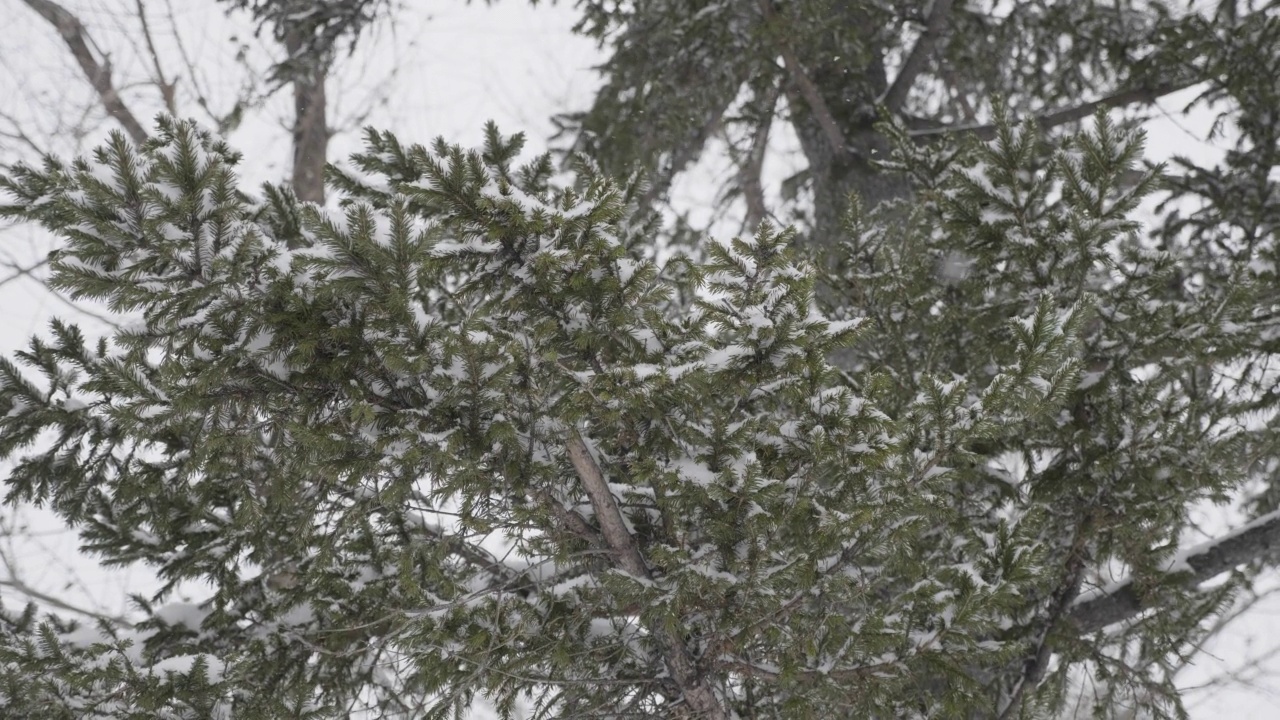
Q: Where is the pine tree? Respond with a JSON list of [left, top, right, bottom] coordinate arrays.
[[0, 90, 1266, 718], [3, 2, 1280, 718], [559, 0, 1280, 714]]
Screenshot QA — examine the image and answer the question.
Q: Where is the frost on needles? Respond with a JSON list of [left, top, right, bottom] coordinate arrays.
[[0, 113, 1270, 719]]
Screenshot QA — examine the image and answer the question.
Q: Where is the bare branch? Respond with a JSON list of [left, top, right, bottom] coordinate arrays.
[[0, 257, 50, 291], [909, 79, 1204, 142], [1070, 509, 1280, 634], [20, 0, 150, 145], [0, 577, 135, 629], [0, 112, 48, 159], [881, 0, 956, 113], [134, 0, 177, 114], [0, 511, 134, 629]]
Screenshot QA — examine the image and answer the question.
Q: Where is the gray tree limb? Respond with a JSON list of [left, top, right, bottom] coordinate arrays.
[[284, 30, 329, 205], [881, 0, 956, 113], [20, 0, 150, 145], [1069, 509, 1280, 634], [909, 78, 1204, 142], [565, 430, 729, 720]]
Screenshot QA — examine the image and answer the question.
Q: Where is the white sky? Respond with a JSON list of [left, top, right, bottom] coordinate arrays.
[[2, 1, 1279, 716]]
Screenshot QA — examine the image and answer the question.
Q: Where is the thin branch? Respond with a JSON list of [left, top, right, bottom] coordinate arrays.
[[0, 257, 50, 291], [134, 0, 177, 114], [20, 0, 150, 144], [0, 113, 47, 158], [0, 577, 135, 629], [757, 0, 847, 158], [881, 0, 956, 113], [909, 79, 1204, 142], [1070, 509, 1280, 634], [0, 513, 133, 629]]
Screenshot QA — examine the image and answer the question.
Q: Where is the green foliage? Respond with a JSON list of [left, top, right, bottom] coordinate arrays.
[[0, 111, 1140, 717], [218, 0, 388, 82]]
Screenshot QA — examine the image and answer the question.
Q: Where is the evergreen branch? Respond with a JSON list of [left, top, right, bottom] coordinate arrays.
[[881, 0, 956, 113], [908, 78, 1203, 141], [998, 523, 1091, 719], [1069, 509, 1280, 634], [19, 0, 150, 145]]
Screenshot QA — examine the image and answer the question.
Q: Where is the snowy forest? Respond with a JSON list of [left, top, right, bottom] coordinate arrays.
[[3, 0, 1280, 718]]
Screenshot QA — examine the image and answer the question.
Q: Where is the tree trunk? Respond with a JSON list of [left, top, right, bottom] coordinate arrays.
[[284, 30, 329, 206]]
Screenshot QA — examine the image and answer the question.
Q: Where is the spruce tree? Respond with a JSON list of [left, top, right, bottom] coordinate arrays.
[[559, 0, 1280, 713], [2, 1, 1280, 718], [0, 99, 1266, 718]]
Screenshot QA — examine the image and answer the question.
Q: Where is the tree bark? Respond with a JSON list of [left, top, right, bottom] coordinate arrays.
[[284, 30, 329, 206]]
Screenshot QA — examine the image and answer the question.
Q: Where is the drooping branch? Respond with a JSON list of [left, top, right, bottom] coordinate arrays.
[[909, 78, 1204, 142], [1069, 509, 1280, 634], [881, 0, 956, 113], [20, 0, 150, 145]]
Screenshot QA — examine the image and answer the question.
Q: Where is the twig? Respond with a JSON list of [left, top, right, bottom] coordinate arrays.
[[134, 0, 177, 114], [0, 257, 51, 291], [0, 577, 135, 628]]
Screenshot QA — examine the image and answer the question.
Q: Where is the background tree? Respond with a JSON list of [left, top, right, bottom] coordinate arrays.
[[0, 0, 401, 635]]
